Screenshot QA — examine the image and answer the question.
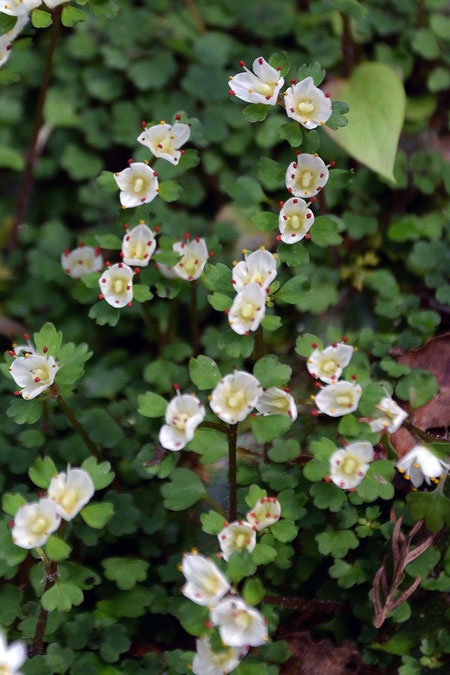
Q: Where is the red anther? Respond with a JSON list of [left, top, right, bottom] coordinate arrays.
[[95, 247, 102, 256], [311, 342, 318, 348], [323, 475, 331, 482], [23, 333, 29, 340], [175, 114, 181, 120], [265, 95, 271, 100], [120, 252, 124, 258], [306, 213, 312, 219], [332, 342, 337, 347], [223, 521, 229, 527], [195, 236, 200, 243], [157, 143, 163, 149], [126, 236, 130, 242], [209, 251, 214, 258], [239, 60, 246, 67], [79, 242, 85, 247], [238, 520, 243, 525], [124, 223, 129, 229], [349, 487, 355, 492], [13, 391, 21, 396], [283, 215, 287, 221], [291, 174, 295, 179], [38, 490, 45, 498], [8, 350, 14, 357], [8, 520, 14, 528], [351, 374, 357, 380], [342, 439, 349, 446], [320, 173, 324, 178], [194, 259, 199, 264], [279, 201, 284, 207], [128, 158, 134, 164], [342, 336, 349, 342], [98, 294, 104, 300], [173, 383, 180, 390], [314, 382, 322, 388], [317, 186, 322, 191], [258, 58, 263, 65], [142, 120, 147, 128], [311, 373, 317, 378], [105, 261, 111, 267], [245, 331, 249, 336], [127, 302, 132, 307], [134, 268, 140, 274], [65, 268, 70, 273], [266, 288, 270, 294], [154, 226, 160, 233], [290, 78, 296, 84], [153, 171, 158, 177], [6, 44, 11, 51], [287, 187, 292, 192], [184, 232, 190, 239], [277, 66, 282, 71], [330, 161, 335, 167], [205, 621, 213, 629], [180, 150, 185, 155], [284, 387, 290, 393], [310, 197, 316, 204], [295, 150, 301, 155], [325, 93, 330, 98], [224, 309, 229, 314], [276, 235, 281, 241], [64, 248, 70, 256], [141, 197, 146, 202], [118, 262, 123, 268], [228, 89, 235, 95], [34, 376, 41, 382], [305, 233, 311, 239], [260, 498, 265, 503], [126, 285, 131, 290], [293, 199, 298, 204]]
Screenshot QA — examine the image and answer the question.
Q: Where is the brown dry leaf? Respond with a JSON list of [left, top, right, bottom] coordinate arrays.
[[280, 631, 361, 675]]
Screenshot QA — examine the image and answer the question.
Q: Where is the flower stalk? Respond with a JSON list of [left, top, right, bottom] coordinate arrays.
[[56, 395, 101, 460], [228, 423, 238, 521]]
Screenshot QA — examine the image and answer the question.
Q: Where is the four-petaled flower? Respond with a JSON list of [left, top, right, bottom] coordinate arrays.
[[159, 391, 205, 451], [192, 637, 244, 675], [255, 387, 297, 420], [0, 628, 27, 675], [173, 238, 208, 281], [10, 352, 59, 400], [315, 380, 362, 417], [396, 445, 449, 488], [284, 76, 332, 129], [121, 222, 156, 267], [114, 162, 158, 208], [48, 467, 95, 521], [98, 262, 134, 308], [246, 496, 281, 530], [138, 120, 190, 165], [286, 153, 329, 198], [228, 56, 284, 106], [232, 249, 277, 292], [210, 371, 262, 424], [181, 552, 230, 607], [369, 396, 408, 433], [307, 342, 354, 384], [12, 498, 61, 549], [330, 441, 374, 490], [61, 245, 103, 279], [211, 597, 268, 647], [217, 521, 256, 561], [228, 283, 266, 335], [278, 197, 314, 244]]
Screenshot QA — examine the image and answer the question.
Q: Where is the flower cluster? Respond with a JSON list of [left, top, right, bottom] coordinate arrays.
[[8, 336, 58, 400]]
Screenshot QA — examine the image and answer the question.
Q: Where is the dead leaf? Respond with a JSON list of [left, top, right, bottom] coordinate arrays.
[[280, 632, 361, 675]]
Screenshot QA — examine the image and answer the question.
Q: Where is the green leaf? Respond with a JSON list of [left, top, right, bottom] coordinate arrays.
[[45, 536, 72, 562], [407, 310, 440, 335], [0, 14, 17, 35], [395, 370, 439, 410], [161, 469, 205, 511], [310, 482, 346, 512], [217, 331, 254, 359], [6, 398, 42, 425], [0, 584, 22, 626], [251, 415, 292, 443], [80, 502, 114, 529], [253, 355, 291, 388], [338, 414, 360, 437], [31, 9, 52, 28], [0, 147, 24, 171], [61, 5, 86, 27], [2, 493, 26, 517], [327, 169, 353, 189], [189, 355, 221, 390], [271, 519, 298, 543], [325, 62, 406, 181], [256, 157, 285, 191], [310, 216, 343, 247], [243, 104, 269, 123], [41, 583, 83, 612], [188, 429, 228, 464], [200, 510, 226, 535], [277, 241, 309, 267], [96, 586, 153, 619], [97, 171, 119, 192], [316, 529, 359, 558], [250, 211, 279, 232], [242, 577, 265, 605], [268, 438, 300, 463], [245, 484, 267, 508], [356, 460, 395, 501], [158, 180, 183, 202], [81, 457, 114, 490], [275, 275, 309, 304], [269, 51, 290, 77], [100, 624, 131, 663], [227, 550, 257, 583], [137, 391, 167, 418], [278, 122, 303, 147], [28, 457, 57, 489], [133, 284, 153, 302], [406, 545, 440, 578], [329, 558, 365, 588], [251, 543, 277, 565], [297, 61, 325, 86], [88, 301, 120, 327], [407, 491, 450, 532], [201, 263, 232, 293], [261, 314, 282, 332], [295, 333, 323, 357], [326, 101, 350, 130], [102, 558, 149, 590], [34, 322, 62, 356], [153, 250, 180, 267], [95, 233, 122, 249], [207, 292, 232, 311]]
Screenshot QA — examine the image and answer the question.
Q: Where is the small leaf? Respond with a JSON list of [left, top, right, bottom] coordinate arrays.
[[268, 51, 291, 77], [227, 550, 257, 583], [310, 216, 343, 247], [275, 275, 309, 304], [42, 583, 83, 612], [2, 493, 26, 516], [251, 211, 278, 232], [31, 9, 52, 29], [200, 510, 225, 535], [295, 333, 323, 357], [395, 370, 439, 410], [207, 292, 232, 311], [277, 241, 309, 267], [133, 284, 153, 302], [189, 355, 221, 390], [61, 5, 86, 27], [0, 14, 17, 36], [297, 61, 325, 86], [80, 502, 114, 529], [28, 457, 57, 489], [137, 391, 167, 418], [161, 469, 205, 511], [95, 233, 122, 249], [81, 457, 114, 490], [102, 558, 149, 590], [251, 415, 292, 443], [326, 101, 350, 130], [97, 171, 119, 193], [45, 536, 72, 562], [253, 355, 291, 388], [243, 104, 269, 123], [158, 180, 183, 202], [33, 322, 62, 356], [278, 122, 303, 148], [88, 302, 120, 327], [242, 577, 265, 605]]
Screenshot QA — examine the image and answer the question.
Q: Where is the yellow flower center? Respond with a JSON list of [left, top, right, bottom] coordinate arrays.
[[290, 214, 302, 231], [241, 303, 255, 319], [235, 610, 252, 630], [60, 488, 80, 514], [211, 649, 234, 666], [254, 81, 274, 97], [33, 366, 50, 383], [228, 391, 245, 408], [336, 393, 353, 407], [320, 358, 338, 375], [301, 171, 313, 187], [29, 517, 49, 535], [131, 242, 147, 260], [297, 99, 315, 114], [174, 417, 188, 431], [113, 279, 125, 293], [201, 574, 222, 595], [341, 453, 361, 476], [0, 664, 10, 675], [235, 533, 247, 549], [133, 177, 145, 193], [184, 258, 197, 275]]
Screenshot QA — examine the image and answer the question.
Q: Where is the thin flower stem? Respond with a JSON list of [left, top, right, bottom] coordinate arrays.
[[56, 395, 102, 460], [199, 420, 230, 434], [184, 0, 206, 33], [253, 325, 264, 362], [190, 280, 200, 357], [8, 6, 63, 249], [202, 494, 227, 519], [263, 594, 348, 614], [30, 559, 58, 657], [403, 421, 441, 445], [35, 547, 51, 573], [228, 423, 238, 521]]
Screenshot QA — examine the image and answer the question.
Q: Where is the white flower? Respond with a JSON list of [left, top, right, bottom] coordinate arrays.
[[210, 371, 262, 425], [278, 198, 314, 244], [232, 249, 277, 293], [159, 391, 205, 451], [43, 0, 67, 7], [0, 0, 40, 16], [307, 343, 354, 384], [173, 237, 208, 281], [396, 445, 449, 488], [192, 637, 244, 675], [154, 248, 177, 279], [11, 335, 38, 358], [246, 496, 281, 531], [218, 521, 257, 561], [329, 442, 374, 490], [181, 552, 230, 607], [61, 245, 103, 279], [228, 56, 284, 106], [12, 498, 61, 549], [369, 396, 408, 433], [255, 387, 297, 421], [0, 13, 28, 67], [284, 76, 332, 129], [9, 353, 59, 400], [228, 283, 266, 336], [48, 467, 95, 521], [0, 628, 26, 675], [122, 222, 156, 267], [286, 153, 329, 198], [98, 262, 134, 308], [137, 119, 190, 165], [114, 162, 158, 208], [211, 597, 268, 647], [315, 380, 362, 417]]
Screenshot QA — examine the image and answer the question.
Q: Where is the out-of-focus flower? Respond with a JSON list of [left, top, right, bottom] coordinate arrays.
[[61, 245, 103, 278], [0, 13, 28, 67], [114, 162, 158, 208], [278, 198, 314, 244], [9, 353, 58, 400], [192, 637, 244, 675], [48, 467, 95, 521], [217, 521, 257, 561], [286, 153, 329, 198], [138, 119, 190, 165], [369, 396, 408, 433], [98, 262, 134, 308], [246, 496, 281, 531], [284, 76, 332, 129], [0, 628, 27, 675], [232, 249, 277, 292], [315, 380, 362, 417], [210, 371, 262, 424], [211, 597, 268, 647], [255, 387, 297, 420], [306, 343, 354, 384], [396, 445, 449, 488], [159, 391, 205, 451], [173, 238, 208, 281], [181, 552, 230, 607], [12, 499, 61, 549], [122, 222, 156, 267], [330, 442, 374, 490], [228, 56, 284, 106], [228, 283, 266, 336]]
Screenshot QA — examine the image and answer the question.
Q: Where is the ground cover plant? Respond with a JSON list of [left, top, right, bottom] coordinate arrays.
[[0, 0, 449, 673]]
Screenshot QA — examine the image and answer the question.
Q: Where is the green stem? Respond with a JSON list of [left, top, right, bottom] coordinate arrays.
[[35, 547, 51, 573], [8, 6, 63, 249], [253, 325, 264, 362], [56, 395, 102, 460], [184, 0, 206, 33], [190, 280, 200, 357], [228, 423, 238, 521], [30, 559, 58, 656], [202, 494, 227, 519]]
